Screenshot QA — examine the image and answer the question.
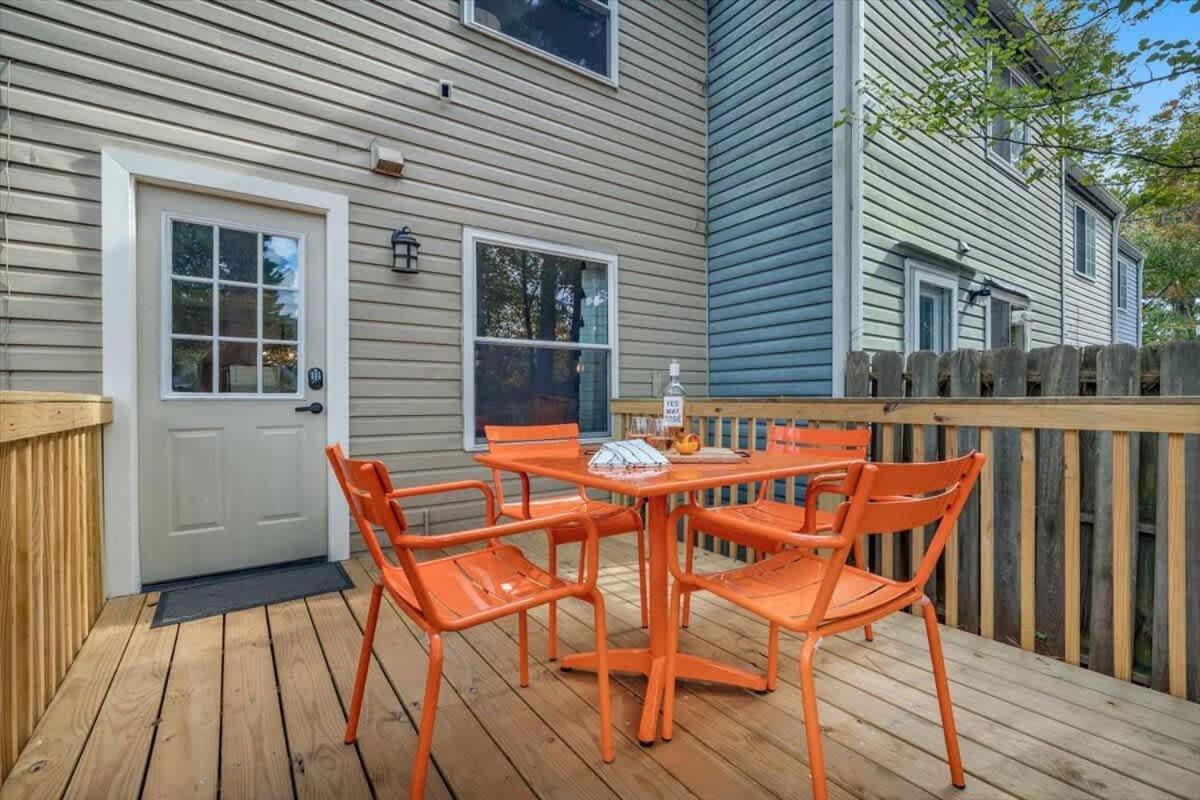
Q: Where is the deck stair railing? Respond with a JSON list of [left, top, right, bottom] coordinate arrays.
[[1, 391, 111, 782]]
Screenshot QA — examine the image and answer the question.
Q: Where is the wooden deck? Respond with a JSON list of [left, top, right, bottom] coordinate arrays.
[[4, 535, 1199, 800]]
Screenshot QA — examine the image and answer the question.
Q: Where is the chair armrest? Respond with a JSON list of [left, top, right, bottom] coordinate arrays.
[[803, 474, 852, 533], [388, 480, 496, 524], [664, 504, 849, 580], [396, 512, 602, 586]]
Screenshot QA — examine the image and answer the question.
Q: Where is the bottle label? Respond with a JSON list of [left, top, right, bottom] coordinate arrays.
[[662, 396, 684, 428]]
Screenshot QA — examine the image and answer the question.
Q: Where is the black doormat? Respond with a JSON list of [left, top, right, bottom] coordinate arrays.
[[151, 561, 353, 627]]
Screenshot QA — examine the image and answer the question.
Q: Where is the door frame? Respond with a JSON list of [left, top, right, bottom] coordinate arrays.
[[101, 148, 350, 597]]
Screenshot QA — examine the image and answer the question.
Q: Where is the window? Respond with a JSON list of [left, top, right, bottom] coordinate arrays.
[[988, 67, 1028, 170], [1117, 258, 1132, 310], [463, 229, 617, 450], [463, 0, 618, 83], [987, 295, 1031, 350], [905, 263, 959, 354], [1074, 204, 1096, 278], [164, 217, 302, 397]]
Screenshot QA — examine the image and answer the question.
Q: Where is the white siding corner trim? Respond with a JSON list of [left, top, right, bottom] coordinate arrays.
[[460, 227, 620, 452], [831, 0, 864, 394], [100, 148, 350, 597]]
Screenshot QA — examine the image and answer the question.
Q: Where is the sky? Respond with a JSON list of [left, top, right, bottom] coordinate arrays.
[[1112, 0, 1197, 123]]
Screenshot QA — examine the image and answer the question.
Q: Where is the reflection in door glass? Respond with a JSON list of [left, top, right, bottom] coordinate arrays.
[[263, 344, 299, 393], [171, 280, 213, 335], [218, 285, 258, 338], [218, 228, 258, 282], [171, 340, 214, 393], [262, 289, 299, 340], [263, 235, 300, 288], [171, 221, 213, 278], [218, 341, 258, 393]]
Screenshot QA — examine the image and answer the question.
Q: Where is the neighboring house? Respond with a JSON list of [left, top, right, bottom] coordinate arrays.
[[706, 0, 1140, 397], [0, 0, 708, 592]]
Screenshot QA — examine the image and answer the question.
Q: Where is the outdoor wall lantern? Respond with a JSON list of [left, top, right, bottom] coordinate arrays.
[[391, 226, 421, 274]]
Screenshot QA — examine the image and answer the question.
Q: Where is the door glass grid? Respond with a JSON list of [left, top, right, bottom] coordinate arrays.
[[168, 219, 301, 395]]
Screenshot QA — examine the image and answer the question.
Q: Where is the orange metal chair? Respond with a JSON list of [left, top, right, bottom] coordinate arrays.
[[485, 423, 648, 660], [662, 453, 985, 800], [681, 424, 871, 627], [327, 444, 615, 799]]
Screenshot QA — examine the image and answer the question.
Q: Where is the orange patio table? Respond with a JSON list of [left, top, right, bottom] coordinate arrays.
[[474, 446, 865, 744]]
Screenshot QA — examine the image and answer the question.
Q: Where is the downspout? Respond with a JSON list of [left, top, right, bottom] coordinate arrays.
[[1058, 155, 1066, 344], [1110, 210, 1124, 343]]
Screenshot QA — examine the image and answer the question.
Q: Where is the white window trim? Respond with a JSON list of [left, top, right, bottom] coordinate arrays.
[[1072, 200, 1098, 281], [461, 227, 620, 452], [904, 260, 960, 354], [461, 0, 620, 87], [983, 288, 1033, 351], [101, 148, 350, 597], [160, 212, 307, 400], [984, 62, 1031, 181]]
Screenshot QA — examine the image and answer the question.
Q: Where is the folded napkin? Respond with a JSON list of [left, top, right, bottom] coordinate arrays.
[[588, 438, 671, 469]]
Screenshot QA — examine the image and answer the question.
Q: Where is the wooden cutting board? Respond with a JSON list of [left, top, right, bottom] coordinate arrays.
[[666, 447, 748, 463]]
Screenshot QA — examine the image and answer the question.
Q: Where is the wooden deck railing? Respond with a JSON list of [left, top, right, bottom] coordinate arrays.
[[611, 394, 1200, 701], [1, 391, 112, 782]]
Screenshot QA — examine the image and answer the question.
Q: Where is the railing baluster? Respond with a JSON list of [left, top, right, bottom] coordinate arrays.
[[1064, 430, 1082, 666], [1113, 430, 1133, 681], [980, 426, 995, 640], [1166, 432, 1187, 697], [1021, 428, 1036, 651]]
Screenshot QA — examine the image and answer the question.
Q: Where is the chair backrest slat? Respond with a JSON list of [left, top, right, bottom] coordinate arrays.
[[484, 424, 582, 508], [765, 424, 870, 456]]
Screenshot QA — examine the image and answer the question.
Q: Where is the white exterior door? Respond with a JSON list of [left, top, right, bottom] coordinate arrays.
[[136, 184, 328, 583]]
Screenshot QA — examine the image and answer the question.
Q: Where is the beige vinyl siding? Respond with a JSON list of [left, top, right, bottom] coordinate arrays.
[[859, 0, 1063, 354], [0, 0, 708, 531], [1063, 190, 1115, 346]]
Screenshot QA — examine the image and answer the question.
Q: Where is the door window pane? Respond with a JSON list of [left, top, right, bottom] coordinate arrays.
[[218, 341, 258, 393], [263, 235, 300, 288], [171, 221, 213, 278], [172, 280, 213, 335], [474, 344, 609, 439], [218, 285, 258, 338], [918, 284, 952, 353], [472, 0, 611, 78], [263, 344, 299, 393], [218, 228, 258, 282], [476, 242, 608, 344], [262, 289, 300, 340], [171, 340, 214, 393]]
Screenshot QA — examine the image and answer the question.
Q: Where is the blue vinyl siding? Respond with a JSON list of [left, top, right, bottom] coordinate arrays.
[[707, 0, 835, 396]]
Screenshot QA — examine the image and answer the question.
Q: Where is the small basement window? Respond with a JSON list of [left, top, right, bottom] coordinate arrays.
[[463, 228, 618, 450], [463, 0, 618, 83]]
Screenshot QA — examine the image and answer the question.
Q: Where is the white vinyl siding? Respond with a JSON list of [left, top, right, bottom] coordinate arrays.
[[1063, 190, 1114, 346], [859, 0, 1062, 354], [0, 0, 708, 534]]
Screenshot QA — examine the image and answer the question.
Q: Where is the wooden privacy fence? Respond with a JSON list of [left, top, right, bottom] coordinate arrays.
[[0, 391, 111, 782], [612, 343, 1200, 702]]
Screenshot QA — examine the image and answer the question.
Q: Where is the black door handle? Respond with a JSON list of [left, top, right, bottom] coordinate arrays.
[[294, 402, 324, 414]]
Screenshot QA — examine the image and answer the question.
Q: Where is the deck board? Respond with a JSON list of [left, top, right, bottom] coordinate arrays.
[[4, 537, 1199, 800]]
